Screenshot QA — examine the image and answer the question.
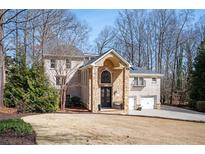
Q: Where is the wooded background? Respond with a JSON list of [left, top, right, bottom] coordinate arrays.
[[0, 9, 205, 107], [94, 10, 205, 105]]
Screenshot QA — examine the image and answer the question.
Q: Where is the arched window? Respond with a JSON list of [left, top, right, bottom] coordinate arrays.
[[101, 70, 111, 83]]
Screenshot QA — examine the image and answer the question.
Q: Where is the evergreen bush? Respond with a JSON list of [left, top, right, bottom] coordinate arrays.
[[189, 39, 205, 109], [196, 101, 205, 112], [4, 58, 59, 113]]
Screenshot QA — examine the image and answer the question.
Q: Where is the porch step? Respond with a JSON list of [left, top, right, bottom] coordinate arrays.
[[99, 109, 125, 114]]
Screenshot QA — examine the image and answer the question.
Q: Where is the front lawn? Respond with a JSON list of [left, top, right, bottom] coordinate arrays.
[[0, 119, 36, 145]]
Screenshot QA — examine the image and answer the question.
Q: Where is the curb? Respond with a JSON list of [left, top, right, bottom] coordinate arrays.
[[96, 112, 205, 123], [126, 114, 205, 123]]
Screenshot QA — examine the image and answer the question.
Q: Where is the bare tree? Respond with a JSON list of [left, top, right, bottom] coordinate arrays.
[[0, 9, 27, 107], [170, 10, 193, 104], [0, 10, 4, 107], [95, 26, 117, 54], [94, 9, 203, 105]]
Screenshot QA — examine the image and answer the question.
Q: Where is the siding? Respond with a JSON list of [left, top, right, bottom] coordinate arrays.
[[129, 77, 161, 109]]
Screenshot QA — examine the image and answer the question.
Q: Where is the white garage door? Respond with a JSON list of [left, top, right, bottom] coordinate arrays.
[[128, 97, 135, 110], [140, 97, 154, 109]]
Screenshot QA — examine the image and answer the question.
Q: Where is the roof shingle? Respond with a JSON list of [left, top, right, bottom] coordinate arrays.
[[130, 67, 161, 74]]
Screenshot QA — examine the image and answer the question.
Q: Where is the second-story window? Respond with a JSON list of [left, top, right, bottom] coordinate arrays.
[[152, 78, 157, 84], [134, 77, 138, 85], [101, 70, 111, 83], [50, 59, 56, 68], [133, 77, 145, 86], [138, 77, 144, 85], [66, 59, 71, 69], [56, 76, 66, 85]]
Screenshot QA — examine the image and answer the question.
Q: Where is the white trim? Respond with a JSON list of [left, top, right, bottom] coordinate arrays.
[[130, 73, 164, 77], [80, 49, 131, 70], [91, 49, 131, 67]]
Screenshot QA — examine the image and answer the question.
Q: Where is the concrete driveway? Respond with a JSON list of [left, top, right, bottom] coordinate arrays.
[[129, 105, 205, 122], [22, 113, 205, 144]]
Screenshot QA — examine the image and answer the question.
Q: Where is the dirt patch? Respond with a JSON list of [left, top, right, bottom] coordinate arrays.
[[22, 113, 205, 144], [0, 130, 36, 145]]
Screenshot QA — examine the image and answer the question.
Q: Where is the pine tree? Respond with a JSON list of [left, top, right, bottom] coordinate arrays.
[[190, 39, 205, 102]]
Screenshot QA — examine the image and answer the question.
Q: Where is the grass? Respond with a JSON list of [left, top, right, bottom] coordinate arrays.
[[0, 119, 33, 135]]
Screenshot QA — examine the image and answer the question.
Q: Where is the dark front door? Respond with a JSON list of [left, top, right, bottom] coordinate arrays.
[[101, 87, 112, 108]]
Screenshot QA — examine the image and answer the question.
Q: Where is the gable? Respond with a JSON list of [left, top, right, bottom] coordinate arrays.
[[80, 49, 131, 69], [95, 52, 128, 68]]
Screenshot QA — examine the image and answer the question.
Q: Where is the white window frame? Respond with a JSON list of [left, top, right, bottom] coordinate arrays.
[[50, 59, 56, 68], [133, 77, 145, 86], [66, 59, 71, 69], [56, 75, 66, 85], [152, 77, 157, 84]]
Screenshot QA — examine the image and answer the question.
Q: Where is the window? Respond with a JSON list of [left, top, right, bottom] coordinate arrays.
[[152, 78, 157, 83], [101, 70, 111, 83], [56, 76, 66, 85], [133, 77, 138, 85], [138, 77, 144, 85], [66, 59, 71, 68], [50, 59, 56, 68], [133, 77, 145, 86]]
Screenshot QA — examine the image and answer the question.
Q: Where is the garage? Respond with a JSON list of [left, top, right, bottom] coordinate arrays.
[[128, 97, 135, 110], [140, 97, 155, 109]]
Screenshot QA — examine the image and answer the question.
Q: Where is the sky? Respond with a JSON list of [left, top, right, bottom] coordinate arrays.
[[71, 9, 205, 48], [71, 9, 120, 45]]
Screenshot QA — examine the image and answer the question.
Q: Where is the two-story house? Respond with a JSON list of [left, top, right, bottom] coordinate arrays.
[[44, 46, 163, 113]]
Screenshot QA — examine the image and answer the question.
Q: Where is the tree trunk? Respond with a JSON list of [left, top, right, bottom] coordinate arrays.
[[62, 87, 66, 110], [15, 9, 19, 62], [0, 10, 4, 107]]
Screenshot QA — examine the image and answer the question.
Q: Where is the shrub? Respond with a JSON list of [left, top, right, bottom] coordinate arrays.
[[196, 101, 205, 112], [65, 95, 72, 108], [71, 96, 81, 103], [0, 119, 33, 135], [4, 62, 59, 113], [188, 99, 196, 109], [66, 96, 84, 108]]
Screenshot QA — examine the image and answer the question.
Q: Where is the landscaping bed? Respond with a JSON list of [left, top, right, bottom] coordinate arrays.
[[0, 107, 17, 114], [0, 119, 36, 145]]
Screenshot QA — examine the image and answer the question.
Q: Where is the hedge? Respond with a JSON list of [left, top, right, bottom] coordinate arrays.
[[0, 119, 33, 135], [196, 101, 205, 112]]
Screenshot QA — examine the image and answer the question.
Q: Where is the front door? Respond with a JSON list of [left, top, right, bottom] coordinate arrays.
[[101, 87, 112, 108]]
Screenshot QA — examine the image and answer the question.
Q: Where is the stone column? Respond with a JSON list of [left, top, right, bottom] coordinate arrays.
[[91, 66, 100, 112], [88, 68, 92, 111], [123, 68, 129, 114]]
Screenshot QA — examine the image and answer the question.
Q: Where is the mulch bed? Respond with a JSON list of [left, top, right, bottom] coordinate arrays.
[[0, 107, 17, 114], [0, 130, 36, 145]]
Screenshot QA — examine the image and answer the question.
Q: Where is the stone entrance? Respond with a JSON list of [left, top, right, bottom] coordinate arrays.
[[79, 49, 130, 113]]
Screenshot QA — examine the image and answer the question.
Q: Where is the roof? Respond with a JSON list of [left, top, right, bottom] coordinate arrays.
[[44, 44, 84, 57], [130, 67, 163, 76], [80, 49, 131, 69], [83, 53, 99, 57]]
